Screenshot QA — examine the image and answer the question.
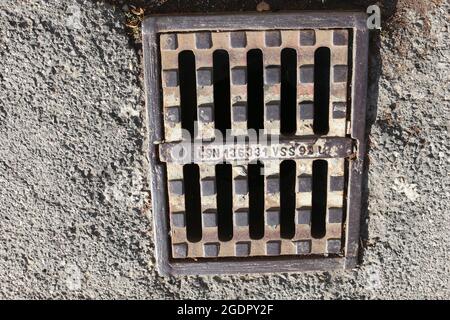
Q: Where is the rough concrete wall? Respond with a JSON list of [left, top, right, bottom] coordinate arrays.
[[0, 0, 448, 299]]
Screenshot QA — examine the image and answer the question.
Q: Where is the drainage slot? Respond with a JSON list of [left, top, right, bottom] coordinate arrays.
[[213, 50, 231, 135], [179, 50, 197, 137], [313, 47, 331, 135], [280, 160, 296, 239], [216, 164, 233, 241], [311, 160, 328, 239], [183, 164, 202, 242], [248, 161, 264, 239], [247, 49, 264, 132], [281, 48, 297, 135]]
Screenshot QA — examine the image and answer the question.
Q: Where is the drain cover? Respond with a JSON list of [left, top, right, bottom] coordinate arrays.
[[143, 12, 368, 275]]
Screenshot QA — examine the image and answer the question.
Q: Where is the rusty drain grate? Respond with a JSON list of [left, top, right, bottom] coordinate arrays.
[[143, 12, 368, 275]]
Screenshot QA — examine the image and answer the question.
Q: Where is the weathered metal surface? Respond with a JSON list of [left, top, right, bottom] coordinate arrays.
[[159, 137, 355, 163], [160, 29, 349, 140], [166, 159, 346, 258], [143, 12, 368, 275]]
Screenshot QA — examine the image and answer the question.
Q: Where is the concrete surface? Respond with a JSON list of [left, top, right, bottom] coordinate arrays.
[[0, 0, 448, 299]]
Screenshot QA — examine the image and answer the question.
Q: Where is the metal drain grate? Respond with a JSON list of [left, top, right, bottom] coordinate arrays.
[[143, 12, 368, 275]]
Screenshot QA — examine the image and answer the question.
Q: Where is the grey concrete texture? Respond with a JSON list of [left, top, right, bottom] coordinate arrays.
[[0, 0, 448, 299]]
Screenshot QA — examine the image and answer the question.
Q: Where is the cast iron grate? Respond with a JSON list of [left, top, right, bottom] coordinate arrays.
[[143, 12, 368, 275]]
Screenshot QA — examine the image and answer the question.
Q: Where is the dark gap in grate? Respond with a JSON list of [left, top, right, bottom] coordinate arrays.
[[313, 47, 331, 135], [247, 49, 264, 132], [280, 160, 296, 239], [346, 30, 354, 122], [342, 158, 349, 227], [178, 50, 197, 137], [248, 161, 264, 240], [216, 164, 233, 241], [213, 50, 231, 135], [183, 164, 202, 242], [311, 159, 327, 239], [280, 48, 297, 135]]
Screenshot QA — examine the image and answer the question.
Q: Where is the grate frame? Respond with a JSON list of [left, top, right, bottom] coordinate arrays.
[[143, 12, 369, 275]]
